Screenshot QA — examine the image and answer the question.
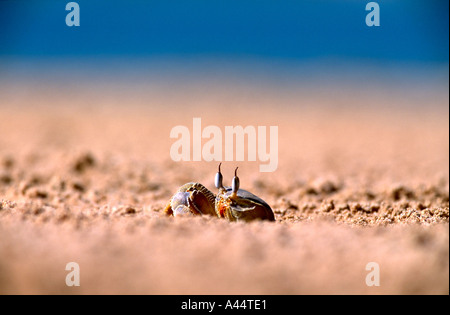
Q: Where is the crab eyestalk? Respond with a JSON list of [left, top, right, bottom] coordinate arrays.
[[231, 167, 240, 198], [215, 162, 224, 190]]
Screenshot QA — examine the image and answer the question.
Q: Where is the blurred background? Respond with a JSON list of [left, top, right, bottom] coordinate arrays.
[[0, 0, 448, 173], [0, 0, 448, 180], [0, 0, 448, 93]]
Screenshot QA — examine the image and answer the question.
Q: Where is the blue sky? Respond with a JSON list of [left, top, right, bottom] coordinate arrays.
[[0, 0, 448, 63]]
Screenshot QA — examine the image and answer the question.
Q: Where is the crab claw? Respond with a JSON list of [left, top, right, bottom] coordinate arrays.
[[164, 182, 216, 217]]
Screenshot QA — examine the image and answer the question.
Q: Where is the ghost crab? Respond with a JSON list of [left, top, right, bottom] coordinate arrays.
[[164, 163, 275, 222]]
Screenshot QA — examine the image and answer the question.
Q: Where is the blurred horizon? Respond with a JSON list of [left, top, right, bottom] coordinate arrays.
[[1, 1, 448, 61], [0, 0, 448, 103]]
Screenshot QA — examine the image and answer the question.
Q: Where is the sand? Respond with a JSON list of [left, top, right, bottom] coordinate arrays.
[[0, 79, 448, 294]]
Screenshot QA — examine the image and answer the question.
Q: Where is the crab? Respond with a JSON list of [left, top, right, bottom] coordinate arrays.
[[164, 164, 275, 222]]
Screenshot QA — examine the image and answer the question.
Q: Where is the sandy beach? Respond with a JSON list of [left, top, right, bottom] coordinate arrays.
[[0, 79, 448, 294]]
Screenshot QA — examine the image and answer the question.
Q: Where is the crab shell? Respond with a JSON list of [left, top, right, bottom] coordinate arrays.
[[215, 187, 275, 222], [163, 182, 216, 217]]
